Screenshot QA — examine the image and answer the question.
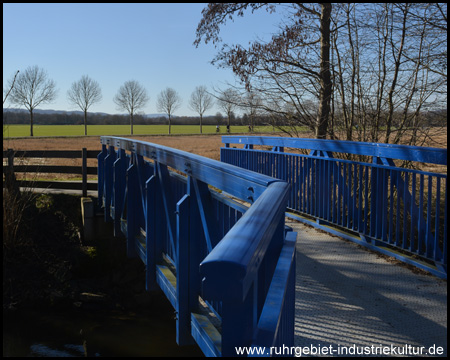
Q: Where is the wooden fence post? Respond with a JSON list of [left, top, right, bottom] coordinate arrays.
[[82, 148, 87, 197], [5, 149, 20, 197]]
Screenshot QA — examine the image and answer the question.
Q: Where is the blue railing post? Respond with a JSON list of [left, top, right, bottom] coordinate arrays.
[[186, 176, 202, 312], [156, 162, 177, 261], [221, 288, 257, 357], [176, 194, 194, 345], [251, 230, 297, 353], [103, 145, 116, 222], [97, 144, 107, 206], [145, 174, 158, 291], [113, 148, 127, 236], [126, 156, 138, 257]]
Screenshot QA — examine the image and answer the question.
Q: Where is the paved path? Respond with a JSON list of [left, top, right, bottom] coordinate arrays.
[[289, 218, 447, 357]]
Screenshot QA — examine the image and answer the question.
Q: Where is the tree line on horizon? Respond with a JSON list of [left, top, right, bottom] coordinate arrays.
[[2, 107, 276, 128]]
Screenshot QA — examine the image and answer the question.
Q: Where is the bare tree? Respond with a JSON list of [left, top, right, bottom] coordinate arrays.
[[195, 3, 333, 139], [216, 88, 240, 133], [215, 112, 224, 127], [156, 87, 182, 134], [241, 91, 262, 132], [196, 3, 446, 146], [8, 65, 57, 136], [67, 75, 102, 136], [330, 3, 447, 147], [188, 85, 214, 133], [113, 80, 149, 135]]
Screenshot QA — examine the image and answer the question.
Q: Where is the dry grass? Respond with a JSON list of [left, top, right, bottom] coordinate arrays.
[[3, 129, 446, 181], [3, 134, 231, 181], [3, 134, 226, 161]]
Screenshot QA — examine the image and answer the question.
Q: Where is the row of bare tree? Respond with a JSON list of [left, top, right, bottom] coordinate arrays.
[[194, 3, 447, 146], [4, 68, 200, 136], [4, 67, 246, 136]]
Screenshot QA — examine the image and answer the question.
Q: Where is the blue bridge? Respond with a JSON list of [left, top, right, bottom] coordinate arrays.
[[97, 135, 447, 356], [98, 136, 296, 357]]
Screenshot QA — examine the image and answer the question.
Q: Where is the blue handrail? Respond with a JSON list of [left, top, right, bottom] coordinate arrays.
[[222, 136, 447, 165], [221, 136, 447, 279], [97, 136, 297, 356]]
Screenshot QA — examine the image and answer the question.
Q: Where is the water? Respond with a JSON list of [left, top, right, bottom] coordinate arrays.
[[3, 305, 204, 357]]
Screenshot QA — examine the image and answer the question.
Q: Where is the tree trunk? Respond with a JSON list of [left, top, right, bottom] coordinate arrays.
[[84, 110, 88, 136], [29, 110, 34, 137], [130, 113, 134, 135], [385, 4, 408, 144], [316, 3, 332, 140]]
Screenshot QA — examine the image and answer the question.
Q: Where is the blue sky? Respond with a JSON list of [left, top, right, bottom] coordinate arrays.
[[3, 3, 284, 117]]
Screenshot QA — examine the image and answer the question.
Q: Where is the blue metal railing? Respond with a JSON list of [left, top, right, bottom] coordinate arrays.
[[97, 136, 297, 356], [221, 136, 447, 279]]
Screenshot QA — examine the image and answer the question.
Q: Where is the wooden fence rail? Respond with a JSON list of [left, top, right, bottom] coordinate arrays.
[[3, 148, 98, 196]]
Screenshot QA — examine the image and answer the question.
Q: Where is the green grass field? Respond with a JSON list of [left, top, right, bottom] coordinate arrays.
[[3, 124, 278, 138]]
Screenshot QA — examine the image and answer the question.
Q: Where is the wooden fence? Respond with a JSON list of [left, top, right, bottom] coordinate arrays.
[[3, 148, 98, 196]]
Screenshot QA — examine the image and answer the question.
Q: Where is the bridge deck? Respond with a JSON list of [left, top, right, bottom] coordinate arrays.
[[289, 218, 447, 356]]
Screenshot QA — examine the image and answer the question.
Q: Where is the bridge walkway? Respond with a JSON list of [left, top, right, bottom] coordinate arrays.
[[289, 218, 447, 356]]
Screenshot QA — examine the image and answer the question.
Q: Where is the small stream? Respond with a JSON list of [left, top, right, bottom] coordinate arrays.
[[3, 304, 204, 357]]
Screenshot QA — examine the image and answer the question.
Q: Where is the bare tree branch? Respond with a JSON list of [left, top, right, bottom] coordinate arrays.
[[156, 87, 182, 134], [189, 85, 214, 133], [8, 66, 57, 136], [113, 80, 149, 135], [67, 75, 102, 135]]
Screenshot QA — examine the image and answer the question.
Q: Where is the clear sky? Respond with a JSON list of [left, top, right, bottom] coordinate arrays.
[[3, 3, 284, 117]]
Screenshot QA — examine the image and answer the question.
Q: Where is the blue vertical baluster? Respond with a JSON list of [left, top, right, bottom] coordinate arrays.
[[176, 194, 193, 345], [410, 173, 416, 253], [418, 174, 425, 255], [389, 169, 395, 245], [426, 175, 433, 259], [221, 285, 257, 357], [126, 155, 138, 258], [402, 172, 409, 249], [434, 177, 441, 262], [113, 148, 127, 236], [104, 145, 116, 222], [145, 174, 158, 291], [97, 144, 107, 207]]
